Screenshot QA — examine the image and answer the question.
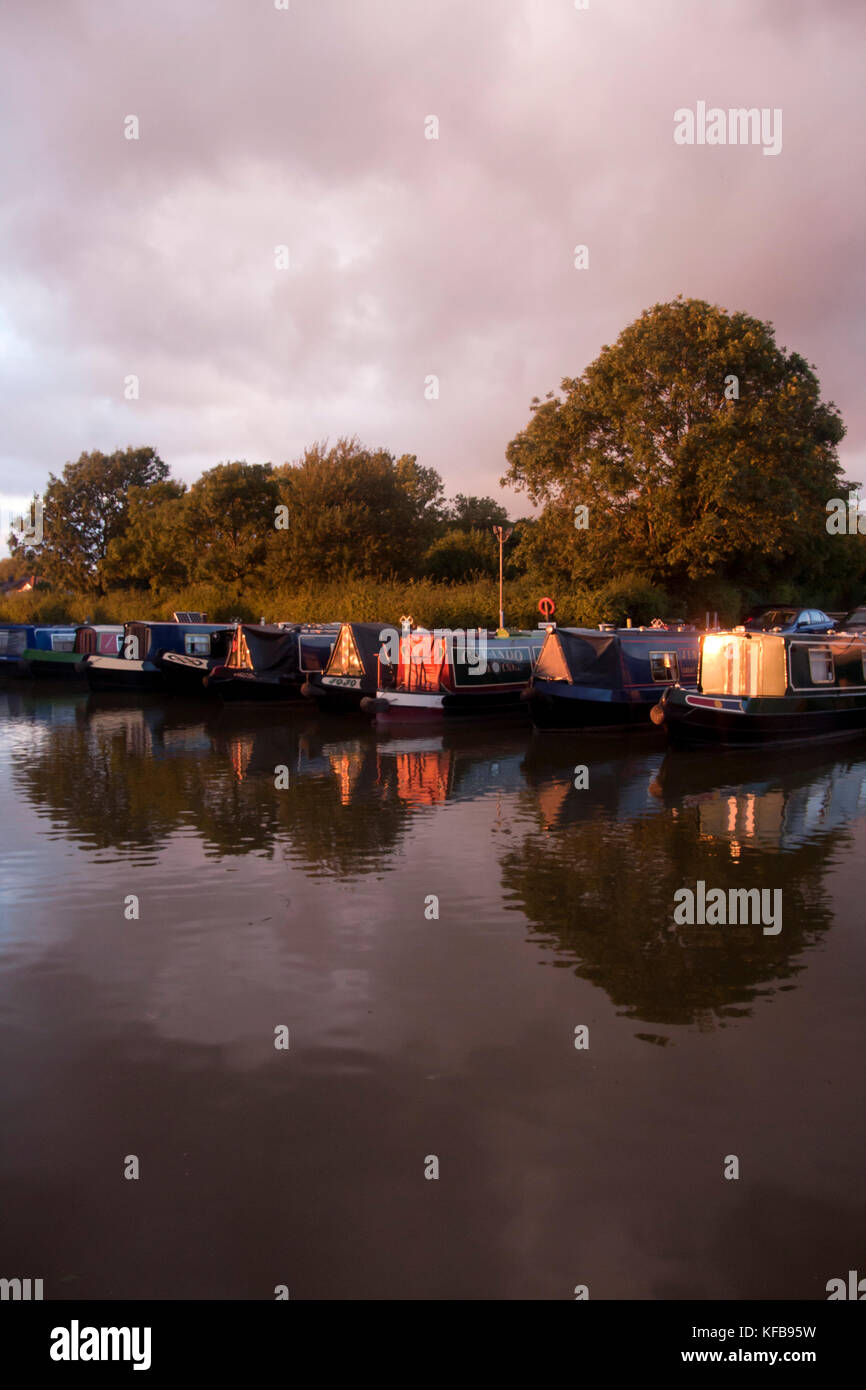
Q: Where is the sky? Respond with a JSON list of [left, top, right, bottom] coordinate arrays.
[[1, 0, 864, 539]]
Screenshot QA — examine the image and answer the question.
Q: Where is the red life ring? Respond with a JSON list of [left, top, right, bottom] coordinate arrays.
[[538, 597, 556, 620]]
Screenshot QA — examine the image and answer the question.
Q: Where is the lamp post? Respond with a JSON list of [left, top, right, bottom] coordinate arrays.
[[492, 525, 513, 631]]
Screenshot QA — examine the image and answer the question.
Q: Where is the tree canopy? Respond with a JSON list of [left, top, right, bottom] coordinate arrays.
[[11, 447, 169, 594], [504, 298, 848, 602]]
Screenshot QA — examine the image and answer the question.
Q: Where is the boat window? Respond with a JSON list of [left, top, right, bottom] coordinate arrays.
[[808, 647, 834, 684], [184, 633, 211, 656], [649, 650, 680, 682], [0, 630, 26, 656], [50, 632, 76, 651]]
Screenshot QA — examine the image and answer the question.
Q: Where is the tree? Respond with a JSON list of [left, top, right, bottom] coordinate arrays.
[[503, 298, 847, 602], [444, 494, 509, 531], [269, 437, 444, 580], [12, 447, 169, 593], [102, 480, 189, 590], [180, 462, 281, 586], [423, 526, 499, 580]]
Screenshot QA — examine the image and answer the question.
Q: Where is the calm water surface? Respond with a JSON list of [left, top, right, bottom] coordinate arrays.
[[1, 687, 864, 1299]]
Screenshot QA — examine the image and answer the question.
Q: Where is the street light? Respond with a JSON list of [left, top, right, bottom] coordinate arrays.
[[492, 525, 514, 631]]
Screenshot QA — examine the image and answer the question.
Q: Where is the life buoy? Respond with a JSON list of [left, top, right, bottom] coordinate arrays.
[[538, 597, 556, 620]]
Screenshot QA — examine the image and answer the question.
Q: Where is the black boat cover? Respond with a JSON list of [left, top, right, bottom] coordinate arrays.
[[236, 624, 301, 674], [535, 628, 621, 685]]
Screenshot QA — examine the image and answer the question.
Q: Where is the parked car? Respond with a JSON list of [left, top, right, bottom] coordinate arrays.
[[742, 606, 835, 634]]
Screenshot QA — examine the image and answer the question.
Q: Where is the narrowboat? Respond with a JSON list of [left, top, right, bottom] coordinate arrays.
[[22, 624, 123, 678], [525, 624, 700, 729], [360, 627, 546, 723], [301, 622, 391, 713], [85, 620, 233, 693], [206, 623, 341, 702], [652, 627, 866, 747], [0, 624, 77, 679]]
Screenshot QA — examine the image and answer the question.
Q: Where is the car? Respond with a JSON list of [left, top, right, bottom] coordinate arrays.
[[741, 606, 836, 634]]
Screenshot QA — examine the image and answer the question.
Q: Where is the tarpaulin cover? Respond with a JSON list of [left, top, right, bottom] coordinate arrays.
[[536, 628, 622, 686], [237, 624, 301, 674]]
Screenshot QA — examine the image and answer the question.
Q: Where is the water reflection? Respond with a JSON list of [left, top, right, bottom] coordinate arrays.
[[1, 693, 865, 1299], [501, 735, 863, 1028]]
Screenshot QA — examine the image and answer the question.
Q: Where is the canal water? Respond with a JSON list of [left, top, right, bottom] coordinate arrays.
[[0, 687, 864, 1300]]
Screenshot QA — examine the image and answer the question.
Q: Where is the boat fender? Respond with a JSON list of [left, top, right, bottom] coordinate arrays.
[[360, 696, 390, 714], [300, 682, 315, 699], [649, 701, 666, 726]]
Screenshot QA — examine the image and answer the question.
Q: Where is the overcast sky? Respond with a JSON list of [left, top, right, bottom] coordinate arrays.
[[1, 0, 863, 534]]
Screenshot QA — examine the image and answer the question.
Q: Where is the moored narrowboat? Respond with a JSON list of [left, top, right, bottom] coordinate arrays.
[[23, 624, 123, 678], [301, 622, 390, 713], [85, 620, 233, 693], [0, 624, 77, 679], [360, 627, 546, 723], [652, 627, 866, 746], [525, 624, 700, 729], [206, 623, 341, 702]]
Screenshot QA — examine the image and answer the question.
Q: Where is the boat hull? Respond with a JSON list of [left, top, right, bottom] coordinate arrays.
[[85, 656, 165, 693], [207, 670, 303, 703], [657, 687, 866, 748], [302, 674, 370, 713], [19, 650, 82, 680], [364, 687, 529, 723], [527, 682, 660, 730], [157, 652, 215, 696]]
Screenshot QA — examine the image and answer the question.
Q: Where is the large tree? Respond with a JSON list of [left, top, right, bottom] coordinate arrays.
[[269, 438, 444, 580], [443, 493, 509, 531], [181, 462, 282, 586], [13, 446, 169, 593], [102, 480, 189, 590], [503, 298, 847, 600]]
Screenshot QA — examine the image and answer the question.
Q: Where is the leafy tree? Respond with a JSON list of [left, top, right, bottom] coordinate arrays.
[[180, 462, 282, 587], [423, 526, 499, 580], [503, 298, 847, 602], [269, 437, 444, 580], [444, 493, 509, 531], [102, 480, 189, 590], [11, 447, 169, 594]]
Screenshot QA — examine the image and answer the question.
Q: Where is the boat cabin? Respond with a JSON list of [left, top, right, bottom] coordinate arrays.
[[698, 630, 866, 697]]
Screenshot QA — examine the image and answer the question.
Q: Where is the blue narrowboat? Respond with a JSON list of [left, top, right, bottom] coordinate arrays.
[[85, 620, 233, 693], [525, 624, 700, 729], [0, 624, 77, 679]]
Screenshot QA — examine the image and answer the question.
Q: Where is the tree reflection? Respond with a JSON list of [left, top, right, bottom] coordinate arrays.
[[502, 740, 860, 1026]]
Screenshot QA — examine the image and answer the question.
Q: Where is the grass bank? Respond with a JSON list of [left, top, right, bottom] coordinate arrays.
[[0, 573, 744, 629]]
